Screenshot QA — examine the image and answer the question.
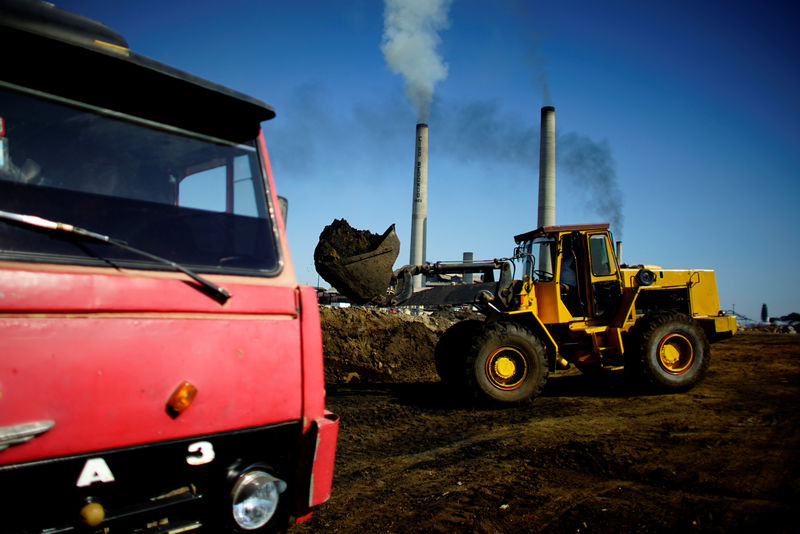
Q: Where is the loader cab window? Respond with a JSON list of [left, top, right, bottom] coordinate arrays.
[[587, 233, 621, 318], [589, 234, 614, 276], [516, 237, 556, 281], [558, 233, 586, 317], [559, 238, 578, 288]]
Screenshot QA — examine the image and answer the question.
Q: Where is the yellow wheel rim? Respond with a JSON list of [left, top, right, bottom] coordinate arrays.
[[486, 347, 528, 390], [657, 333, 694, 374]]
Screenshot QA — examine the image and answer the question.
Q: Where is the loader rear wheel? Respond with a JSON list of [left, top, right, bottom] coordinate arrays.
[[467, 322, 548, 404], [628, 311, 710, 391], [435, 320, 483, 388]]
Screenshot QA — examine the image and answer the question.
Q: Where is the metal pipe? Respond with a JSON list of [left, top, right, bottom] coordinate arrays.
[[410, 123, 428, 291], [463, 252, 474, 284]]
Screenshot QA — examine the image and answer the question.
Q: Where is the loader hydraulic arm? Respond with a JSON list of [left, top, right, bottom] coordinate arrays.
[[391, 260, 515, 308]]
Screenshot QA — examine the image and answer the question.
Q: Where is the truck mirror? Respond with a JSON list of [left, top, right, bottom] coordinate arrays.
[[0, 138, 8, 173], [278, 196, 288, 226]]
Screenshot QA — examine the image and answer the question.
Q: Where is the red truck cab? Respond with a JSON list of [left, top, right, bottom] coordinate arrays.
[[0, 1, 338, 532]]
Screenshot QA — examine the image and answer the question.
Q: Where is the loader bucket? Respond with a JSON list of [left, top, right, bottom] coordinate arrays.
[[314, 219, 400, 304]]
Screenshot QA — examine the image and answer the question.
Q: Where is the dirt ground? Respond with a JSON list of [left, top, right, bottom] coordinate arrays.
[[296, 307, 800, 533]]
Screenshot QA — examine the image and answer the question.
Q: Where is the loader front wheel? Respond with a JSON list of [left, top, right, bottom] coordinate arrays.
[[628, 311, 710, 391], [467, 322, 548, 404], [435, 319, 483, 388]]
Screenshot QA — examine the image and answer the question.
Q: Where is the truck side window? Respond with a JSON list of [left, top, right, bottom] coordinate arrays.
[[180, 165, 226, 212], [179, 155, 262, 217], [589, 234, 613, 276], [233, 154, 260, 218]]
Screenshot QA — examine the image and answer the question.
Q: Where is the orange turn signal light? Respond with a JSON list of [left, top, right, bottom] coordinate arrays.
[[167, 380, 198, 416]]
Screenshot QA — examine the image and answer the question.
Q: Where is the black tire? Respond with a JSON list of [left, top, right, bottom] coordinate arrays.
[[627, 310, 710, 391], [435, 319, 483, 387], [466, 322, 549, 404]]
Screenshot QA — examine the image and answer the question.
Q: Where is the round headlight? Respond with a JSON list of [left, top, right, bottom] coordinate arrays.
[[231, 470, 286, 530]]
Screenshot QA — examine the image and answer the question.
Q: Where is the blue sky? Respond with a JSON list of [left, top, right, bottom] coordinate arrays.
[[58, 0, 799, 321]]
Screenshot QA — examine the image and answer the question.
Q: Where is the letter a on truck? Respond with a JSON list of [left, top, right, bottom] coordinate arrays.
[[0, 1, 338, 532]]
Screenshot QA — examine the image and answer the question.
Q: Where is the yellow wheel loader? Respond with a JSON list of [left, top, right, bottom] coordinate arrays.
[[316, 221, 737, 404]]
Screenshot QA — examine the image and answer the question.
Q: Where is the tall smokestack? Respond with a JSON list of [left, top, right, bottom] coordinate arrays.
[[410, 123, 429, 290], [538, 106, 555, 274]]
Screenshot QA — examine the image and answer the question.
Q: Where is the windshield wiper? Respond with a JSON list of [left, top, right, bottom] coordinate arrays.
[[0, 209, 232, 303]]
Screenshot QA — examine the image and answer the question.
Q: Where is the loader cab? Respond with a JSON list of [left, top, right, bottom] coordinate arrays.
[[516, 223, 623, 323]]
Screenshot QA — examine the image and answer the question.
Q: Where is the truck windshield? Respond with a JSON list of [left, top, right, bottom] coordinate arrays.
[[0, 85, 280, 275]]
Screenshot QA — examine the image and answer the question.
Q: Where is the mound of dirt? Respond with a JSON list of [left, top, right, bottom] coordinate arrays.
[[316, 219, 387, 258], [319, 307, 795, 388], [320, 306, 454, 384]]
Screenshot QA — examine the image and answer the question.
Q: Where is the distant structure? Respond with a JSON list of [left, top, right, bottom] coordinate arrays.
[[462, 252, 474, 284]]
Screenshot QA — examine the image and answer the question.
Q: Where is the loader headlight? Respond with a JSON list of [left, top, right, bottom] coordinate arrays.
[[231, 469, 286, 530], [635, 268, 656, 287]]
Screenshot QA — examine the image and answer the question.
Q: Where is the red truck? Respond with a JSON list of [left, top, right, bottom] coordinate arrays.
[[0, 1, 338, 532]]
